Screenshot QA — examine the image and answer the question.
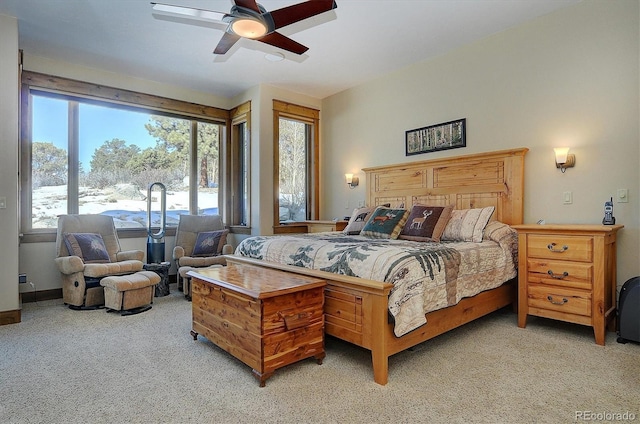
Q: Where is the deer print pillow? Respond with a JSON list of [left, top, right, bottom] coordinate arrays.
[[360, 207, 409, 239], [398, 204, 454, 242]]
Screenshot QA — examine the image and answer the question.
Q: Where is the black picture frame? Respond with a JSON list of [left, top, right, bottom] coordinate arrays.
[[405, 118, 466, 156]]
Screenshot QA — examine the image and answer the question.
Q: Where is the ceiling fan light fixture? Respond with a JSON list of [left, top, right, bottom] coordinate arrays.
[[230, 18, 268, 39]]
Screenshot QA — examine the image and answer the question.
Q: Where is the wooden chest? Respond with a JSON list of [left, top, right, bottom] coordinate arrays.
[[188, 264, 326, 386], [513, 224, 623, 345]]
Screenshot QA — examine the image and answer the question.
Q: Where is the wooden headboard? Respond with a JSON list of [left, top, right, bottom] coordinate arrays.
[[363, 148, 528, 226]]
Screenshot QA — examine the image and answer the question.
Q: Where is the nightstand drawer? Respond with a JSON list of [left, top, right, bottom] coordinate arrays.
[[527, 235, 593, 262], [527, 259, 593, 290], [528, 284, 591, 317]]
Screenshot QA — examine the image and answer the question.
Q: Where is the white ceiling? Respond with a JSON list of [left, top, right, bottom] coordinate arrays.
[[0, 0, 580, 99]]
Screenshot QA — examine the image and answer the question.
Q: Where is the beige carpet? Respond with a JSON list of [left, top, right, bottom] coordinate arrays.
[[1, 288, 638, 424]]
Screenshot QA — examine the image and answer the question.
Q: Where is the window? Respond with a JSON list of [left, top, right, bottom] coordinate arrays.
[[229, 101, 251, 229], [21, 72, 229, 239], [273, 100, 319, 226]]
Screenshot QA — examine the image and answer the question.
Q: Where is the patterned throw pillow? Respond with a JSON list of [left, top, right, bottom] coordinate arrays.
[[192, 229, 229, 257], [360, 207, 409, 239], [63, 233, 111, 263], [342, 206, 374, 235], [398, 204, 454, 242], [441, 206, 495, 243]]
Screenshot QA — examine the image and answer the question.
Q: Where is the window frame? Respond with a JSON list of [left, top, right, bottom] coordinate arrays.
[[228, 101, 251, 234], [272, 100, 320, 230], [20, 71, 231, 242]]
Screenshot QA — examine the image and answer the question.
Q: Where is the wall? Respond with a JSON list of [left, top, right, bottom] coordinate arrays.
[[0, 14, 20, 315], [23, 54, 233, 110], [321, 0, 640, 286]]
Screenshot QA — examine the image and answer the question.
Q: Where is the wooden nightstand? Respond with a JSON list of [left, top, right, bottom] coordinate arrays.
[[274, 220, 348, 234], [304, 220, 348, 233], [512, 224, 623, 345]]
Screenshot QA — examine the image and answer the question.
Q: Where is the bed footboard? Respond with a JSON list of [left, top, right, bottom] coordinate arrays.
[[225, 255, 516, 385]]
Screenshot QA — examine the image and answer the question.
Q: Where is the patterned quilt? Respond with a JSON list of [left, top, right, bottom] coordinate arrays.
[[235, 223, 518, 336]]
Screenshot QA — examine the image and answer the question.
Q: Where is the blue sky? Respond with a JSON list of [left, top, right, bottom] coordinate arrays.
[[32, 95, 157, 170]]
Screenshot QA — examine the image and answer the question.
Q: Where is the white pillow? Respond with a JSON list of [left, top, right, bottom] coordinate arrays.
[[441, 206, 495, 243]]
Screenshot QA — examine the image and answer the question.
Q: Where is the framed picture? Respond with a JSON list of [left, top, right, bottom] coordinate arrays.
[[405, 118, 466, 156]]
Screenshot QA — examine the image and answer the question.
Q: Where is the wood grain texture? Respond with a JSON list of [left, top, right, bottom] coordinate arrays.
[[513, 224, 623, 345], [226, 148, 528, 385], [189, 264, 326, 387]]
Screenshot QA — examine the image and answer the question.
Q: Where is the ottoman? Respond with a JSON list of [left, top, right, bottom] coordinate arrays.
[[100, 271, 161, 315], [178, 265, 223, 301]]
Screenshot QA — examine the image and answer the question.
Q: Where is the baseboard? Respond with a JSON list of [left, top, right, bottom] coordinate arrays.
[[21, 288, 63, 303], [0, 309, 21, 325]]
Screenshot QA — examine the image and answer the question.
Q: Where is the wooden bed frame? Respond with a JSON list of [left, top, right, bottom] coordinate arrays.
[[227, 147, 528, 385]]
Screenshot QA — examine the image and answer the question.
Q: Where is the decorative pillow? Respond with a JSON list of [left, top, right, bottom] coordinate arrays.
[[441, 206, 495, 243], [342, 206, 375, 235], [399, 204, 454, 242], [342, 204, 392, 235], [192, 229, 229, 257], [483, 220, 515, 243], [360, 207, 409, 239], [63, 233, 111, 264]]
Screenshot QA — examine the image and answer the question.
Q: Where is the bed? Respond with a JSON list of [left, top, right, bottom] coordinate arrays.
[[227, 147, 528, 385]]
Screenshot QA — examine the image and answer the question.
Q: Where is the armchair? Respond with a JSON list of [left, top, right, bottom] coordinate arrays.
[[55, 214, 145, 309], [173, 214, 233, 299]]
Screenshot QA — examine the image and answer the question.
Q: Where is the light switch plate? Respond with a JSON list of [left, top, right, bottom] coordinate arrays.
[[0, 196, 6, 209], [617, 188, 629, 203], [563, 191, 573, 204]]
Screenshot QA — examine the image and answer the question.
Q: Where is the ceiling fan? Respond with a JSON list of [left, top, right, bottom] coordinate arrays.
[[151, 0, 337, 55]]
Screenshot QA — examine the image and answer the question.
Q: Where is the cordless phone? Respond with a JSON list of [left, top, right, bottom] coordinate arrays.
[[602, 197, 615, 225]]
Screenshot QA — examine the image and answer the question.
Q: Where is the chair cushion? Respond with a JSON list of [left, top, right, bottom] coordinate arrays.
[[63, 233, 111, 263], [83, 260, 144, 278], [192, 229, 229, 257]]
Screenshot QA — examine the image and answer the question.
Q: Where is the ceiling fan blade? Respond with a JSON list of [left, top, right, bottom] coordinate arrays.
[[268, 0, 337, 30], [214, 32, 242, 54], [233, 0, 261, 14], [258, 32, 308, 55], [151, 2, 226, 22]]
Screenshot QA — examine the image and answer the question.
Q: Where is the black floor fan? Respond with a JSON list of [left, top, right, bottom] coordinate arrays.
[[146, 182, 166, 264]]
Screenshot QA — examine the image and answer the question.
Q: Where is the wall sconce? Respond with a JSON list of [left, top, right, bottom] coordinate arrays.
[[345, 173, 359, 189], [554, 147, 576, 173]]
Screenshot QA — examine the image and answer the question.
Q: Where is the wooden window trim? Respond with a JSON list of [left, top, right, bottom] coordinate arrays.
[[229, 101, 251, 229], [273, 100, 320, 229], [19, 71, 231, 242]]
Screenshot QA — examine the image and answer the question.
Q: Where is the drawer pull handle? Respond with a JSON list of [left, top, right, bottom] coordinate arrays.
[[547, 295, 568, 305], [279, 311, 311, 331], [547, 270, 569, 280], [547, 243, 568, 253]]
